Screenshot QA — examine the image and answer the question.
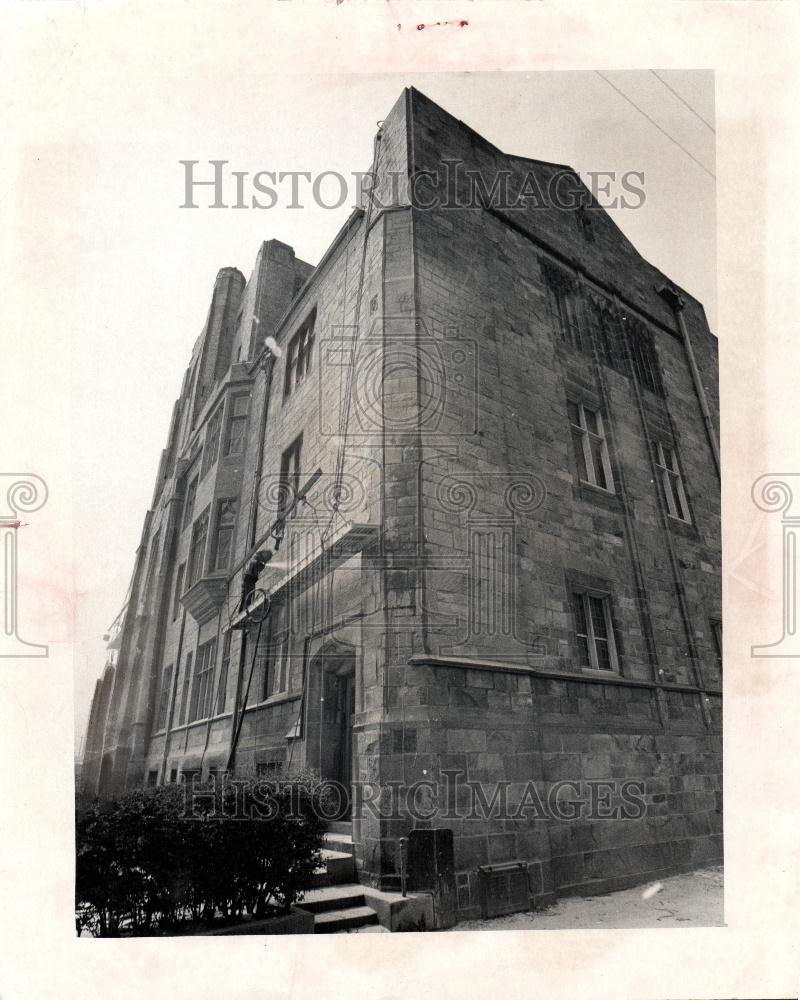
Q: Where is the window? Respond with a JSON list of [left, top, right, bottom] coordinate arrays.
[[169, 768, 178, 784], [571, 590, 619, 672], [278, 435, 303, 520], [216, 632, 231, 714], [187, 508, 209, 587], [262, 627, 290, 699], [654, 442, 691, 522], [201, 405, 223, 478], [568, 401, 614, 492], [284, 311, 316, 397], [585, 297, 619, 369], [626, 320, 664, 396], [212, 499, 238, 571], [183, 475, 198, 529], [147, 770, 159, 786], [179, 651, 193, 725], [156, 663, 173, 731], [542, 259, 583, 351], [711, 619, 723, 674], [172, 563, 185, 620], [181, 769, 200, 786], [189, 638, 217, 723], [223, 395, 250, 457]]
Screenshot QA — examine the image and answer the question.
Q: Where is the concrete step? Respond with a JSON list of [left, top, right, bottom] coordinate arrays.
[[327, 821, 353, 837], [299, 885, 365, 914], [323, 832, 354, 857], [313, 905, 379, 933], [310, 848, 355, 888]]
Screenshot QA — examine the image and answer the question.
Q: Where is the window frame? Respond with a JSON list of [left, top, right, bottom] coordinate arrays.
[[277, 434, 303, 521], [187, 507, 210, 587], [200, 404, 224, 479], [283, 310, 316, 398], [172, 562, 186, 620], [182, 475, 199, 530], [156, 662, 173, 732], [710, 618, 723, 675], [654, 441, 692, 523], [189, 638, 217, 723], [223, 393, 250, 457], [568, 400, 615, 493], [216, 632, 231, 714], [570, 588, 620, 674], [212, 498, 238, 572]]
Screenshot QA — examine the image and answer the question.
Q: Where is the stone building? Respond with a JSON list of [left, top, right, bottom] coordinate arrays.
[[81, 87, 722, 924]]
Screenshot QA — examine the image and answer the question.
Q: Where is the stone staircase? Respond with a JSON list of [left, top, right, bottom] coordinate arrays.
[[300, 821, 432, 933], [303, 822, 386, 933]]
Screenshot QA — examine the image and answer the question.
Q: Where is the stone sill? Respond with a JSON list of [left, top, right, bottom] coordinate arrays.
[[242, 691, 302, 712], [408, 654, 721, 697]]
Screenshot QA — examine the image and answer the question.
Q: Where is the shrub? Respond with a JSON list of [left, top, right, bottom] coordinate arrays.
[[75, 774, 327, 936]]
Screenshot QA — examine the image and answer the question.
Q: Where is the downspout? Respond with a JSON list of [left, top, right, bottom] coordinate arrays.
[[658, 285, 720, 478]]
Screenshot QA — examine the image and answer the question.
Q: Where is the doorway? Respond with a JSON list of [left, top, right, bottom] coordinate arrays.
[[309, 641, 356, 820]]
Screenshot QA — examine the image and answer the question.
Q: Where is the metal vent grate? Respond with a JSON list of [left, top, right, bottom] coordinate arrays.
[[477, 862, 530, 919]]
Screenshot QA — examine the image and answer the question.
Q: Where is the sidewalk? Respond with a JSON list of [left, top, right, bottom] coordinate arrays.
[[451, 865, 724, 930]]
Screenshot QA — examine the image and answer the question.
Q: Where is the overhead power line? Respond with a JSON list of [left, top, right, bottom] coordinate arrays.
[[650, 70, 716, 133], [595, 70, 716, 181]]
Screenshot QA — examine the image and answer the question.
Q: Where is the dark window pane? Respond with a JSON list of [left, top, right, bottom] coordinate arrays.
[[572, 592, 588, 636], [589, 596, 609, 640], [595, 638, 612, 671], [590, 438, 608, 489], [571, 429, 588, 481]]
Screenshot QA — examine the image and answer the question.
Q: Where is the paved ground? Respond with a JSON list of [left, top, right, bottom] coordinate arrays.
[[451, 866, 724, 930]]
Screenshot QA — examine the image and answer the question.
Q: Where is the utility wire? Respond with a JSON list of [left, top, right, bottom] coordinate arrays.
[[595, 70, 716, 180], [650, 70, 715, 133]]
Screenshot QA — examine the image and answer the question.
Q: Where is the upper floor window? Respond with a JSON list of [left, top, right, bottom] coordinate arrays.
[[223, 395, 250, 457], [201, 405, 223, 478], [183, 475, 198, 529], [172, 562, 185, 620], [212, 499, 238, 571], [284, 310, 316, 397], [179, 651, 193, 725], [585, 297, 619, 369], [189, 638, 217, 723], [216, 632, 231, 714], [156, 663, 173, 731], [542, 260, 583, 352], [625, 319, 665, 397], [568, 401, 614, 492], [187, 508, 209, 587], [711, 619, 723, 674], [570, 589, 619, 672], [654, 442, 691, 522], [278, 434, 303, 520]]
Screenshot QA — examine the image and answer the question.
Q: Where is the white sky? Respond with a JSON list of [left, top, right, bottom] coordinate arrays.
[[7, 60, 715, 748]]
